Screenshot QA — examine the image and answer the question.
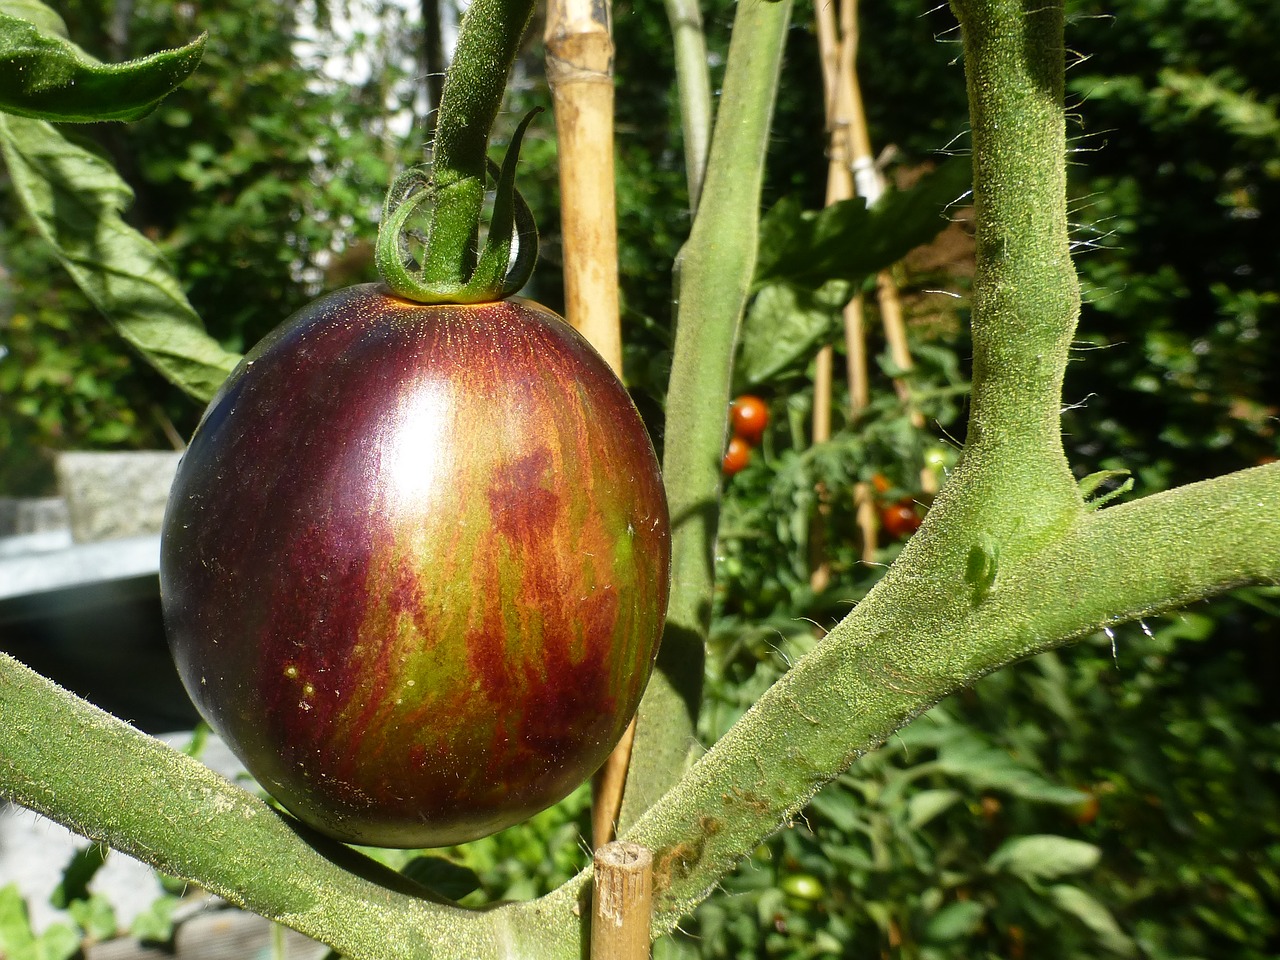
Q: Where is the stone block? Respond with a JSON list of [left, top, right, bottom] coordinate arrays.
[[56, 452, 183, 544]]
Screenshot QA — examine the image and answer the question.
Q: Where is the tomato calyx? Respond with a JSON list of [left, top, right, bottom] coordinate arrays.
[[375, 108, 541, 305]]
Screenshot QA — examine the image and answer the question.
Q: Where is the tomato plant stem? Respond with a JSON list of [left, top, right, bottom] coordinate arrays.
[[619, 0, 794, 833], [663, 0, 713, 212], [951, 0, 1080, 506], [409, 0, 536, 293]]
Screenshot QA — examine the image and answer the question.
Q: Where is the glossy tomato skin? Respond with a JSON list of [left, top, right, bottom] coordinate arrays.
[[722, 436, 751, 476], [729, 395, 769, 446], [161, 284, 671, 848]]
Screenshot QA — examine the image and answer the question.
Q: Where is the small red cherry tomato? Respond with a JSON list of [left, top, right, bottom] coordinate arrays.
[[722, 436, 751, 476], [730, 395, 769, 446], [880, 499, 922, 539]]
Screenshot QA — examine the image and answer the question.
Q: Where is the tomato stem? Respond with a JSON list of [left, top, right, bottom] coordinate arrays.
[[375, 0, 539, 304]]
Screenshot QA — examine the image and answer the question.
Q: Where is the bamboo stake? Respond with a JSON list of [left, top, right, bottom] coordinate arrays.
[[827, 7, 880, 560], [808, 0, 860, 586], [810, 342, 834, 593], [590, 842, 654, 960], [835, 0, 937, 496], [544, 0, 633, 847], [545, 0, 623, 371], [843, 296, 879, 562], [591, 717, 635, 847]]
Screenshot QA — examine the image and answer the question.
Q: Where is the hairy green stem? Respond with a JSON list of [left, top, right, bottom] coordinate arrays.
[[662, 0, 713, 211], [602, 463, 1280, 935], [618, 0, 794, 834], [416, 0, 535, 288], [0, 656, 517, 960], [960, 0, 1080, 479]]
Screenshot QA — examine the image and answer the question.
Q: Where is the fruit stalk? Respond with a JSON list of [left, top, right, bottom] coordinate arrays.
[[415, 0, 537, 290]]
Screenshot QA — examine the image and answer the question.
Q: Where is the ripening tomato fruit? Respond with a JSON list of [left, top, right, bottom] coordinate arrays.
[[722, 436, 751, 476], [1071, 790, 1100, 826], [879, 499, 922, 540], [729, 394, 769, 446], [161, 284, 671, 848]]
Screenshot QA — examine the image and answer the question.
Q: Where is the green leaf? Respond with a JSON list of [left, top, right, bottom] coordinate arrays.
[[905, 788, 962, 830], [0, 0, 66, 37], [986, 835, 1102, 882], [1048, 884, 1138, 957], [738, 279, 853, 387], [67, 895, 118, 942], [808, 786, 862, 833], [0, 887, 82, 960], [49, 843, 108, 908], [0, 114, 241, 401], [922, 900, 986, 944], [0, 11, 204, 122], [1078, 469, 1134, 510], [753, 157, 970, 290], [400, 857, 482, 902], [129, 895, 180, 944], [0, 886, 36, 956], [911, 722, 1088, 805]]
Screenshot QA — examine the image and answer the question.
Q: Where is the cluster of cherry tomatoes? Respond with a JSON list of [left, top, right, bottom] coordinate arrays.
[[871, 473, 923, 540], [722, 395, 769, 476], [718, 393, 937, 544]]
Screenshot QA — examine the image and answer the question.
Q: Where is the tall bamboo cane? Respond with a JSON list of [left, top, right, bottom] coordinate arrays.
[[814, 0, 877, 578], [545, 0, 623, 371], [835, 0, 938, 497]]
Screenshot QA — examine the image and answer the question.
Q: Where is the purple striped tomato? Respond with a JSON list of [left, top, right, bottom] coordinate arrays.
[[161, 284, 671, 848]]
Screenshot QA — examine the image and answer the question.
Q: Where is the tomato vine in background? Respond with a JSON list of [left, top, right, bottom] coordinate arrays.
[[723, 394, 769, 478]]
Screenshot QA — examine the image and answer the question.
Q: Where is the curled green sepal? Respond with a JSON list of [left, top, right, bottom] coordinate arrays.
[[375, 108, 540, 305]]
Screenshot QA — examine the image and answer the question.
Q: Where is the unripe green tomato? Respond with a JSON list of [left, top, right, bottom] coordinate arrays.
[[923, 446, 948, 469], [780, 873, 825, 904]]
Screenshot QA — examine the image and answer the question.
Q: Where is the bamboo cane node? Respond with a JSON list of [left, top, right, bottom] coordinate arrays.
[[545, 48, 615, 87]]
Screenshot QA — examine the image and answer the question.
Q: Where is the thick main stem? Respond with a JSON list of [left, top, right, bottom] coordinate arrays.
[[618, 0, 794, 832], [955, 0, 1079, 478]]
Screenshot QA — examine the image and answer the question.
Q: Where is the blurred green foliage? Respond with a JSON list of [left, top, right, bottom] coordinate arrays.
[[0, 0, 419, 491]]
